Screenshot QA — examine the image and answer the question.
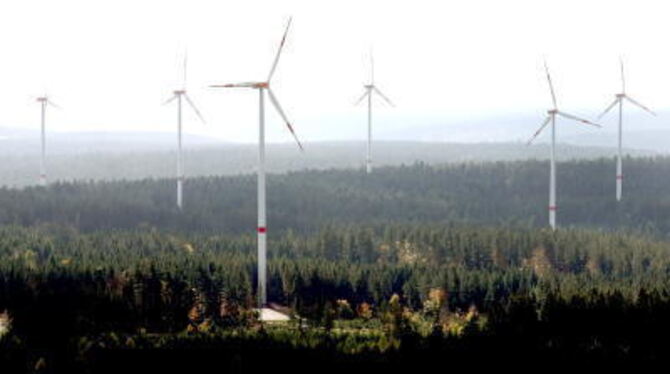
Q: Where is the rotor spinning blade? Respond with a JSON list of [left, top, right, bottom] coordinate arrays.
[[47, 99, 62, 109], [620, 57, 626, 93], [625, 95, 656, 116], [354, 89, 370, 105], [210, 82, 257, 88], [598, 98, 620, 119], [267, 88, 303, 151], [162, 95, 178, 106], [556, 111, 601, 127], [267, 17, 293, 82], [370, 47, 375, 85], [183, 50, 188, 89], [527, 116, 551, 145], [372, 87, 394, 107], [184, 93, 206, 123], [544, 60, 557, 108]]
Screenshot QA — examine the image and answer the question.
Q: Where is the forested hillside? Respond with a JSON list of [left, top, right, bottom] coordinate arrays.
[[1, 224, 670, 371], [0, 157, 669, 235], [2, 157, 670, 371]]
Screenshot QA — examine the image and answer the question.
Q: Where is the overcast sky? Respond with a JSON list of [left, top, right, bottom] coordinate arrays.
[[0, 0, 668, 143]]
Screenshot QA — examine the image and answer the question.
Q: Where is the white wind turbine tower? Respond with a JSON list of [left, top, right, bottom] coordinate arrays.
[[598, 58, 656, 202], [210, 18, 303, 308], [35, 95, 60, 186], [355, 50, 394, 174], [163, 52, 206, 210], [527, 61, 601, 230]]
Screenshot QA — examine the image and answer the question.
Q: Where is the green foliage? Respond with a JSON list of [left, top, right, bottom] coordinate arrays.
[[0, 158, 669, 235], [0, 224, 668, 335], [2, 158, 670, 369]]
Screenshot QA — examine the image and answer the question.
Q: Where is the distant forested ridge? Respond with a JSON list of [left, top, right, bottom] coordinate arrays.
[[0, 157, 669, 235], [0, 140, 653, 187]]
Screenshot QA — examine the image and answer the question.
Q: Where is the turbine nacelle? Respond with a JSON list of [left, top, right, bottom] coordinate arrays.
[[35, 96, 61, 109]]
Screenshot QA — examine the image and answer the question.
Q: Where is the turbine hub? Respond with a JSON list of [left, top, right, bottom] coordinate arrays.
[[253, 82, 269, 89], [173, 90, 186, 95], [548, 109, 558, 114], [36, 97, 47, 102], [616, 93, 625, 98]]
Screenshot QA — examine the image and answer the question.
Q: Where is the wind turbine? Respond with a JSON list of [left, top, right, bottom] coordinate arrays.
[[163, 52, 206, 210], [598, 58, 656, 202], [355, 50, 394, 174], [527, 61, 600, 230], [210, 18, 303, 308], [35, 95, 60, 186]]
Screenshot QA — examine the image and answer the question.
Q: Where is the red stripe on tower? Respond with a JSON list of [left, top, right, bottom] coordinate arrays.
[[548, 206, 557, 211], [616, 175, 623, 180], [258, 227, 267, 234]]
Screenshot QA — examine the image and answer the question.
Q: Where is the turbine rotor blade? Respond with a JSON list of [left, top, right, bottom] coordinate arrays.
[[267, 17, 292, 82], [370, 47, 374, 85], [625, 95, 656, 116], [184, 93, 206, 123], [354, 89, 370, 105], [267, 88, 303, 151], [372, 86, 394, 107], [598, 98, 620, 119], [544, 59, 557, 108], [47, 100, 61, 109], [556, 111, 601, 127], [527, 116, 551, 145], [183, 49, 188, 89], [210, 82, 257, 88], [162, 94, 178, 105], [620, 56, 626, 93]]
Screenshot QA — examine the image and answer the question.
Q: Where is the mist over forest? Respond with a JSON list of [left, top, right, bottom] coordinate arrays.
[[0, 127, 659, 187]]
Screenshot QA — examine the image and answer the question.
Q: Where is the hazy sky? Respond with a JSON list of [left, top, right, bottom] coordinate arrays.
[[0, 0, 669, 143]]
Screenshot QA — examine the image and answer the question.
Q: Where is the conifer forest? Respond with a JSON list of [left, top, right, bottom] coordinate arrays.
[[2, 159, 670, 371]]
